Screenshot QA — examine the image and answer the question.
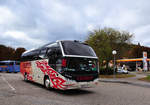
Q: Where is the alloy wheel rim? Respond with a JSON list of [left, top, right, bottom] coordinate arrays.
[[45, 79, 50, 88]]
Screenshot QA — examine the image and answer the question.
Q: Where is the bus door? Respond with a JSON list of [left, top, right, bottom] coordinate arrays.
[[14, 61, 20, 72], [32, 48, 47, 84], [47, 47, 62, 70], [7, 62, 14, 72]]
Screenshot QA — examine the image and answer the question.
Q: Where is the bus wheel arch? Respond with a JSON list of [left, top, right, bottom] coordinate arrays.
[[44, 75, 50, 89], [24, 72, 28, 81]]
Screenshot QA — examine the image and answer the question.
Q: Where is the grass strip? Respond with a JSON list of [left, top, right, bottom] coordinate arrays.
[[139, 75, 150, 82], [100, 74, 136, 78]]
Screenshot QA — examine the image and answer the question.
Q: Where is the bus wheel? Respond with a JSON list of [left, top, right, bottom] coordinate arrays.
[[24, 73, 28, 81], [44, 77, 50, 89]]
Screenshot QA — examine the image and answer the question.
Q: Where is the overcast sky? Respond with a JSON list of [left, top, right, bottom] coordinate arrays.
[[0, 0, 150, 49]]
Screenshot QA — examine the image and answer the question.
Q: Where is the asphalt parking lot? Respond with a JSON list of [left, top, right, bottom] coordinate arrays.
[[1, 73, 150, 105]]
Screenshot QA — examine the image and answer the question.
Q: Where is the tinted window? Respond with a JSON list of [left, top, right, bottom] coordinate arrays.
[[47, 42, 62, 58], [46, 43, 58, 48], [47, 43, 62, 69], [61, 41, 97, 57], [39, 48, 47, 59], [65, 57, 98, 72], [8, 62, 14, 65], [48, 47, 62, 64], [0, 62, 6, 65], [21, 49, 40, 61], [15, 62, 20, 65], [0, 62, 14, 65], [21, 42, 62, 61]]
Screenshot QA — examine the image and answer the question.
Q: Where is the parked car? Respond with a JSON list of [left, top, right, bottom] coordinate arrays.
[[117, 68, 129, 74]]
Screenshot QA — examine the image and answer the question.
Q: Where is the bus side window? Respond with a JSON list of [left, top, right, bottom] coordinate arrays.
[[16, 62, 20, 65], [55, 47, 62, 58], [46, 42, 62, 70], [39, 48, 47, 59], [31, 50, 40, 60], [47, 48, 56, 63], [47, 48, 60, 69], [47, 48, 56, 69]]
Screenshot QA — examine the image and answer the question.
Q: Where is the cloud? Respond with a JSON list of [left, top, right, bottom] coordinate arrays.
[[133, 25, 150, 44], [87, 24, 95, 32], [0, 0, 150, 49], [0, 6, 15, 24], [3, 30, 45, 48]]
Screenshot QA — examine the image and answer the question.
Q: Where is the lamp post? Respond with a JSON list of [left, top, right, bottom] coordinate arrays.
[[112, 50, 117, 79]]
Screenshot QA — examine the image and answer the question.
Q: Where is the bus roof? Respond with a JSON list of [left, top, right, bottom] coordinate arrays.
[[21, 40, 98, 59], [0, 60, 19, 63], [117, 58, 150, 62]]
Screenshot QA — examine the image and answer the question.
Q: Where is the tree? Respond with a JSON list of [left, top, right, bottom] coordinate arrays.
[[14, 47, 26, 61], [0, 44, 26, 61], [85, 27, 133, 68], [129, 43, 150, 58], [0, 45, 15, 60]]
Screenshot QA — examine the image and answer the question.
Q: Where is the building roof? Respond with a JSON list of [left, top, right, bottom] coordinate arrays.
[[117, 58, 150, 62]]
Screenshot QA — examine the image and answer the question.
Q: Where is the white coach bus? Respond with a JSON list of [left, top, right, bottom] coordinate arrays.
[[20, 40, 99, 90]]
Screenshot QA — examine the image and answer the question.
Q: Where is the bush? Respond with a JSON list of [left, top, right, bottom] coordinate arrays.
[[99, 67, 116, 75]]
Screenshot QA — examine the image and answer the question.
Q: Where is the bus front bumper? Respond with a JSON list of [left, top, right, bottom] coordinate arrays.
[[64, 79, 99, 90]]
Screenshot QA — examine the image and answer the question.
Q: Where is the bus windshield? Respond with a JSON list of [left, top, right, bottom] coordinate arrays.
[[61, 41, 97, 57], [65, 57, 98, 72], [59, 57, 99, 82]]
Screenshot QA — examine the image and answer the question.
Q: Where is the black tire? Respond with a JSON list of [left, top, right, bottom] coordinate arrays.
[[7, 70, 10, 73], [24, 73, 28, 81]]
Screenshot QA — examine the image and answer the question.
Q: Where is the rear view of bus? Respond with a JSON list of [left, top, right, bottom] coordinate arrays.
[[20, 40, 99, 90]]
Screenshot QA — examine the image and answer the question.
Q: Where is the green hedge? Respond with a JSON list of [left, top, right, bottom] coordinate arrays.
[[99, 67, 117, 75]]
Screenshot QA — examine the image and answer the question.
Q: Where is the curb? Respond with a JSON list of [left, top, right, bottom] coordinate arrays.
[[99, 79, 129, 84], [99, 79, 150, 88]]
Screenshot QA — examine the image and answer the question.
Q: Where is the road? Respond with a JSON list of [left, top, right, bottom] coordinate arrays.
[[0, 73, 150, 105]]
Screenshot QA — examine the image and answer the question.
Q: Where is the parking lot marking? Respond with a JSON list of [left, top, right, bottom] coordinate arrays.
[[1, 76, 16, 91]]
